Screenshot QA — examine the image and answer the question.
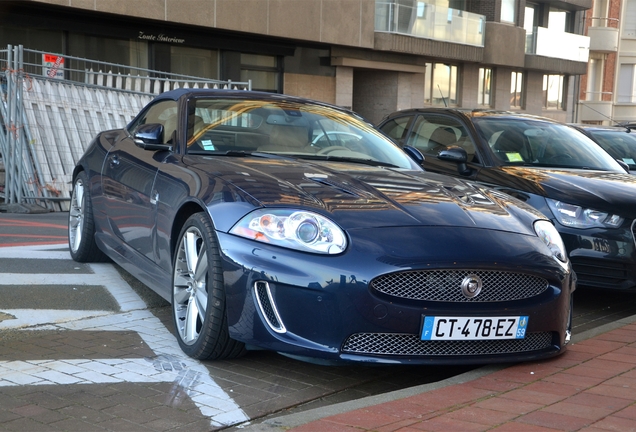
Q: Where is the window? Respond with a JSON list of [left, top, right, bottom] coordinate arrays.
[[171, 46, 219, 79], [548, 8, 570, 32], [586, 56, 604, 101], [511, 71, 524, 108], [501, 0, 516, 23], [408, 114, 478, 163], [478, 68, 492, 106], [624, 0, 636, 37], [129, 100, 179, 144], [69, 35, 147, 69], [425, 63, 459, 106], [543, 74, 565, 110], [618, 64, 636, 103], [378, 115, 413, 146], [592, 0, 608, 27], [240, 54, 279, 92], [524, 4, 537, 51]]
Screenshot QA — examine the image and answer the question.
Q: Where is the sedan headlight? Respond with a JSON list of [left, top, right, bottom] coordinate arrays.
[[230, 209, 347, 254], [546, 199, 623, 229], [534, 220, 568, 263]]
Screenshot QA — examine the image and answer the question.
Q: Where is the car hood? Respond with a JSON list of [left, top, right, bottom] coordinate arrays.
[[194, 157, 539, 235], [491, 167, 636, 216]]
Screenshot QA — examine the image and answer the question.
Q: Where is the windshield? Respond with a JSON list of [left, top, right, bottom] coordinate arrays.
[[587, 129, 636, 170], [186, 98, 418, 169], [472, 117, 625, 171]]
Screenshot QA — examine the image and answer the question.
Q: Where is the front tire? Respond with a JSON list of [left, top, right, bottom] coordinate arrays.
[[68, 171, 107, 262], [172, 213, 246, 360]]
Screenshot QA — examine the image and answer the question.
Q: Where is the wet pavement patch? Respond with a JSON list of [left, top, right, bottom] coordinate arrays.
[[0, 382, 213, 431], [0, 285, 119, 311], [0, 258, 92, 274], [0, 330, 154, 360]]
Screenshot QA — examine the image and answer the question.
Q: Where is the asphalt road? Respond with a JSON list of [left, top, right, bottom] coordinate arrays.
[[1, 209, 636, 429]]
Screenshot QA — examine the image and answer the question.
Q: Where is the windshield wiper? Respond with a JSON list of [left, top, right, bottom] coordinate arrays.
[[187, 150, 279, 158], [299, 154, 400, 168], [529, 163, 603, 170]]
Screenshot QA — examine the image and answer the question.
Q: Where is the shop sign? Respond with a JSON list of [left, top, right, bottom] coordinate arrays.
[[138, 31, 185, 44], [43, 54, 65, 79]]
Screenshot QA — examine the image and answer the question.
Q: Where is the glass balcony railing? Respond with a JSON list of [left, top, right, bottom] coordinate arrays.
[[375, 1, 485, 47], [526, 27, 590, 62]]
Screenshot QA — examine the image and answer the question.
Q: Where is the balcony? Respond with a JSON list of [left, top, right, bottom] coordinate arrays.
[[578, 92, 613, 123], [588, 17, 619, 53], [526, 27, 590, 62], [375, 1, 485, 47]]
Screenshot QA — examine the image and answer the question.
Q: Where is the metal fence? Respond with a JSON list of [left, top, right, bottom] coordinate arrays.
[[0, 44, 251, 211]]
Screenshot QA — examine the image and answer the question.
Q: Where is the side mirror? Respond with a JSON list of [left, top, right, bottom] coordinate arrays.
[[438, 146, 472, 176], [403, 145, 425, 165], [616, 159, 630, 173], [134, 123, 172, 151]]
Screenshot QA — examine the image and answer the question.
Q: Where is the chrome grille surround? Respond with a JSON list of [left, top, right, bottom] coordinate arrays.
[[254, 281, 286, 333], [342, 332, 554, 356], [370, 270, 548, 302]]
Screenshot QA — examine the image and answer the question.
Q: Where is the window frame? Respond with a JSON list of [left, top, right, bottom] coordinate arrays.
[[510, 71, 524, 109], [543, 74, 566, 110]]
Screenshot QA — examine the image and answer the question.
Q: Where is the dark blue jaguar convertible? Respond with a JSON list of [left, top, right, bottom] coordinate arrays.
[[68, 89, 574, 365]]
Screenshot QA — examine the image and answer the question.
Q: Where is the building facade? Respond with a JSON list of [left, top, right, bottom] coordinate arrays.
[[577, 0, 636, 125], [1, 0, 591, 124]]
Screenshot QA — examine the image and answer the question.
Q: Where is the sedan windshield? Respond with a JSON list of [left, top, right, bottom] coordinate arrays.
[[586, 129, 636, 170], [186, 98, 418, 170], [472, 117, 625, 171]]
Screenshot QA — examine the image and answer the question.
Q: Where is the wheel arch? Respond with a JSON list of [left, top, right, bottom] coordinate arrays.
[[170, 201, 207, 259]]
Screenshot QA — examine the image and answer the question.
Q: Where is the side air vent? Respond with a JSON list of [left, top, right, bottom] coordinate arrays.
[[254, 281, 286, 333]]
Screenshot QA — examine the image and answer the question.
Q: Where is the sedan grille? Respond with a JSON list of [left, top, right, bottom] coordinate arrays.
[[370, 270, 548, 302], [342, 332, 554, 356], [570, 257, 632, 289]]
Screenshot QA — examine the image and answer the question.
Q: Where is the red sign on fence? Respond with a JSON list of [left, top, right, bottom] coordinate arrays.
[[43, 54, 65, 79]]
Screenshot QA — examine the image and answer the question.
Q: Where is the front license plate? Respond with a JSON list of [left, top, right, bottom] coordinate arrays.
[[421, 316, 528, 341]]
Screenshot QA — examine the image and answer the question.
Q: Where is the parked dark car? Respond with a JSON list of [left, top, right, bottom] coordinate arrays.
[[378, 108, 636, 291], [570, 124, 636, 174], [68, 90, 573, 365]]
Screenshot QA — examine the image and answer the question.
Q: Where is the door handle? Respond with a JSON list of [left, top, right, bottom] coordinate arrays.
[[109, 155, 120, 169]]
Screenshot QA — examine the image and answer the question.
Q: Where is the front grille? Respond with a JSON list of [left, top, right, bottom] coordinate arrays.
[[342, 332, 554, 356], [370, 270, 548, 302], [570, 257, 631, 288]]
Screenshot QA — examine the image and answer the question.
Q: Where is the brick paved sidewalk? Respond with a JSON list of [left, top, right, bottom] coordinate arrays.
[[245, 317, 636, 432]]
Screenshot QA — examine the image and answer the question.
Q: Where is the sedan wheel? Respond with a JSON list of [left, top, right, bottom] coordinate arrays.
[[68, 171, 106, 262], [172, 213, 246, 360]]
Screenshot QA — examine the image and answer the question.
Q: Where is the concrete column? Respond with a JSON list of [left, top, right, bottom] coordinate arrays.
[[461, 63, 480, 108], [335, 66, 354, 110], [397, 72, 425, 110]]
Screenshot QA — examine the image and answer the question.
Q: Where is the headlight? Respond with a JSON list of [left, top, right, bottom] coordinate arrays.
[[534, 220, 568, 263], [546, 199, 623, 229], [230, 209, 347, 254]]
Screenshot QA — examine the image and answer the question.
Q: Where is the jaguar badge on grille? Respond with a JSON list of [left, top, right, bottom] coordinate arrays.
[[461, 274, 482, 298]]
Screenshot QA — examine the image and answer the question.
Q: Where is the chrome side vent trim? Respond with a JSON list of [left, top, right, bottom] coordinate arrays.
[[254, 281, 286, 333]]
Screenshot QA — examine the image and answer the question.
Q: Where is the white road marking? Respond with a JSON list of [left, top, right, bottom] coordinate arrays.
[[0, 244, 249, 428]]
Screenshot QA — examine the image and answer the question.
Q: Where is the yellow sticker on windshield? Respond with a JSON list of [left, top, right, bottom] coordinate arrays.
[[506, 152, 524, 162]]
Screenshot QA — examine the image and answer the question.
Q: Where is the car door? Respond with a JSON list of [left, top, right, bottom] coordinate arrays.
[[101, 99, 178, 261]]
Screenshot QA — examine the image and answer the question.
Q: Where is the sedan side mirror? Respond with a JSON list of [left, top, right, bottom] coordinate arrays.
[[616, 159, 630, 173], [438, 146, 472, 176], [134, 123, 173, 151], [403, 145, 425, 165]]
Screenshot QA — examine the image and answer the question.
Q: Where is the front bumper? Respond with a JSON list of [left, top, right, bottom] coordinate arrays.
[[558, 222, 636, 290], [218, 226, 575, 365]]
